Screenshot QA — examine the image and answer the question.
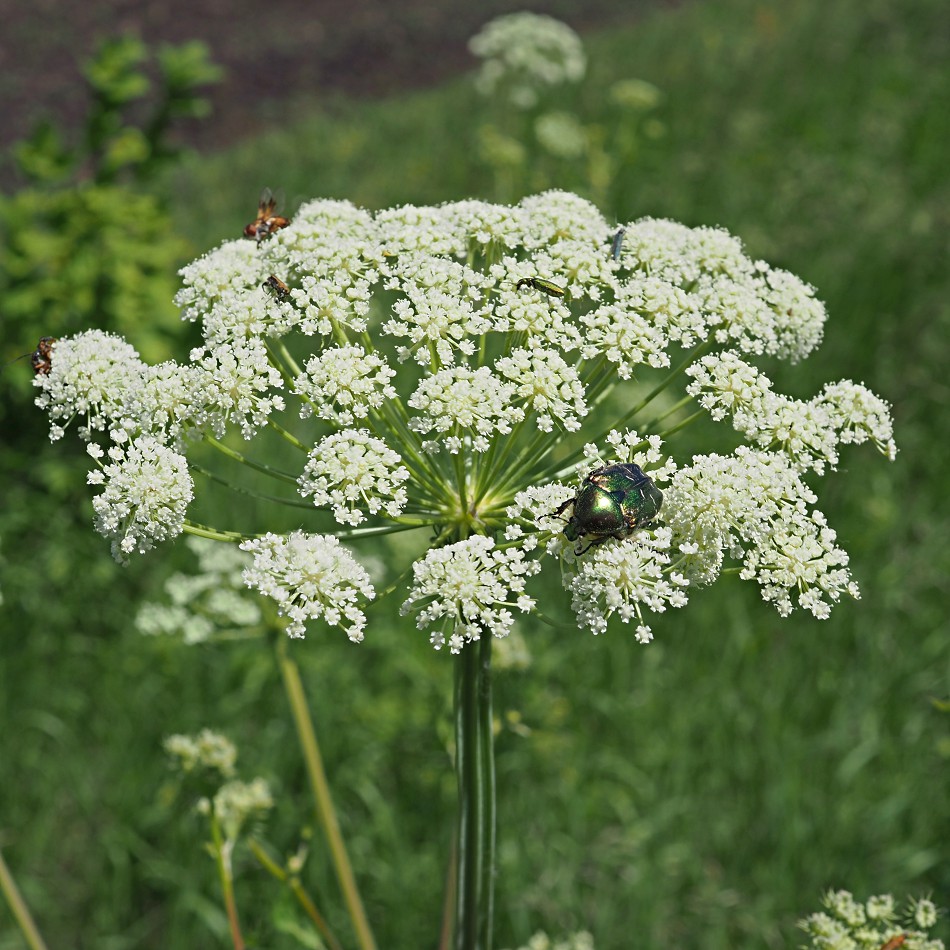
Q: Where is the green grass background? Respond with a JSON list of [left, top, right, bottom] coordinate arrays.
[[1, 0, 948, 947]]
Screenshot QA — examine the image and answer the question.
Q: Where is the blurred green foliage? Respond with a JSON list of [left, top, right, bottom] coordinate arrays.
[[1, 36, 221, 374], [14, 36, 223, 188], [0, 38, 220, 949], [2, 1, 949, 948]]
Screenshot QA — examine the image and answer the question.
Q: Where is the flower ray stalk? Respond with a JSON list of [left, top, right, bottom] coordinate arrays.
[[603, 338, 715, 437], [191, 462, 317, 508], [267, 417, 309, 452], [204, 435, 300, 485], [183, 520, 250, 543]]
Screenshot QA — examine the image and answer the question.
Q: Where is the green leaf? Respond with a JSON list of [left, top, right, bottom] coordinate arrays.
[[84, 36, 150, 103]]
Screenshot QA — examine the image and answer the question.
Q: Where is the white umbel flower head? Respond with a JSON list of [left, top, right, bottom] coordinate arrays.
[[687, 352, 897, 473], [33, 330, 145, 441], [401, 536, 539, 653], [33, 189, 895, 647], [815, 380, 897, 460], [496, 346, 588, 432], [190, 338, 285, 439], [241, 531, 375, 641], [205, 778, 274, 843], [293, 344, 397, 426], [663, 448, 858, 616], [382, 257, 495, 366], [408, 365, 524, 452], [298, 429, 411, 525], [566, 527, 689, 641], [86, 435, 194, 563]]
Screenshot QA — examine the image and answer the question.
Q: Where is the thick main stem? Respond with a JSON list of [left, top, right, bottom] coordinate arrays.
[[277, 637, 378, 950], [454, 635, 496, 950]]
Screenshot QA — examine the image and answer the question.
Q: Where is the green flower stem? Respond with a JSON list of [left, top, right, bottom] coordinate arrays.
[[274, 339, 304, 378], [481, 415, 563, 505], [191, 463, 316, 508], [580, 338, 715, 454], [490, 427, 561, 500], [624, 340, 713, 418], [369, 394, 455, 508], [267, 418, 310, 452], [276, 637, 378, 950], [0, 848, 50, 950], [453, 448, 469, 514], [580, 354, 613, 406], [264, 340, 299, 390], [247, 839, 344, 950], [655, 408, 706, 440], [454, 634, 495, 950], [182, 520, 249, 543], [209, 818, 246, 950], [643, 393, 695, 431], [332, 521, 433, 540], [204, 435, 300, 485], [439, 837, 458, 950], [472, 430, 504, 503]]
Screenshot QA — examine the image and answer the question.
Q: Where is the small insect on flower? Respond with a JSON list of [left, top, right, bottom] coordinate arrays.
[[31, 337, 57, 375], [556, 463, 663, 555], [262, 275, 290, 299], [878, 936, 907, 950], [611, 227, 625, 261], [243, 187, 291, 242], [516, 276, 566, 298]]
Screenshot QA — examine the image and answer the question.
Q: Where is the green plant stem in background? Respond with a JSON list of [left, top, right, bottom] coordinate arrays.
[[0, 848, 50, 950], [247, 838, 344, 950], [276, 636, 378, 950], [454, 635, 496, 950], [209, 818, 246, 950]]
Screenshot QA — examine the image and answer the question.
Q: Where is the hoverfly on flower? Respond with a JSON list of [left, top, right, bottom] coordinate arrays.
[[31, 337, 57, 375], [262, 275, 290, 299], [244, 188, 290, 242]]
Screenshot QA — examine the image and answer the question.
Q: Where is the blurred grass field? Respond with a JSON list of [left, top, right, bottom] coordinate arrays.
[[1, 0, 948, 947]]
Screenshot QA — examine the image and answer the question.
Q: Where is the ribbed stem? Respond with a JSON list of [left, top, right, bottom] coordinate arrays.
[[454, 635, 495, 950]]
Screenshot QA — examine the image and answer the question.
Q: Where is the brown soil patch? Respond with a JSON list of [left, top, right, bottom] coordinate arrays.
[[1, 0, 676, 173]]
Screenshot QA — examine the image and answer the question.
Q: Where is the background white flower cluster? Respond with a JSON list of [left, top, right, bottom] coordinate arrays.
[[468, 12, 587, 110]]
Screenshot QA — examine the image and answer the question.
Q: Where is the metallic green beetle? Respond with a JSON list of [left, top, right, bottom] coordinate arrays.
[[516, 276, 565, 298], [555, 463, 663, 555]]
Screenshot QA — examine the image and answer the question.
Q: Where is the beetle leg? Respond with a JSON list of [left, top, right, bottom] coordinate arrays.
[[574, 534, 613, 556]]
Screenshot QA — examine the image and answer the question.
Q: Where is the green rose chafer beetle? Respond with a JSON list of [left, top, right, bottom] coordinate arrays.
[[556, 463, 663, 555]]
